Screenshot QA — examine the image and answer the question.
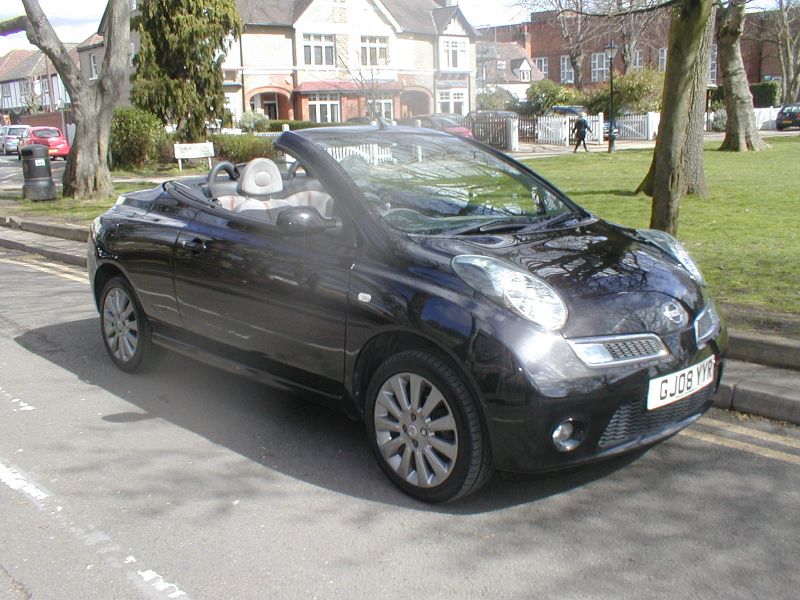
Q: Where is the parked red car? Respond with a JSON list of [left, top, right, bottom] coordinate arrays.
[[17, 126, 70, 160]]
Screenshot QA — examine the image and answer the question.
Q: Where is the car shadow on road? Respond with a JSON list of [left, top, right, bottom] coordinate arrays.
[[16, 317, 647, 514]]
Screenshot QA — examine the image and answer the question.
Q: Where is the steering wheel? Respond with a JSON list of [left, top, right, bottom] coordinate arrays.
[[208, 161, 238, 184]]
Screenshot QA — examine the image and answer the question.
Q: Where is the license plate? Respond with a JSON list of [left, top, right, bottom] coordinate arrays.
[[647, 356, 715, 410]]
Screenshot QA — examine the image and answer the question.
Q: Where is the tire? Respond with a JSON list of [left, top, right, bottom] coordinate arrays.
[[99, 276, 152, 372], [365, 350, 493, 503]]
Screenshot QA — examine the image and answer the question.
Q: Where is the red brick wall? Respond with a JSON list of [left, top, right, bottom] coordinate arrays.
[[19, 111, 72, 131]]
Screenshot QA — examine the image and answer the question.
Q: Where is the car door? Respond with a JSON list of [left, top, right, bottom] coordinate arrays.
[[172, 204, 356, 397]]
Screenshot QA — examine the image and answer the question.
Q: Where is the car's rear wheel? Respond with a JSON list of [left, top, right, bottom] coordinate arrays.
[[365, 350, 492, 503], [99, 276, 151, 372]]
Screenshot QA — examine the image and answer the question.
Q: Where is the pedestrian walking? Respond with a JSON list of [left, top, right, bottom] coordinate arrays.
[[572, 113, 591, 153]]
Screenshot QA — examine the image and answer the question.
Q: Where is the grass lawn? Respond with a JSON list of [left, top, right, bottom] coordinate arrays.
[[524, 136, 800, 330], [0, 182, 148, 224]]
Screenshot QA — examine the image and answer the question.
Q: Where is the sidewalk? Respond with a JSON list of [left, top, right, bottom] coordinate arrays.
[[1, 217, 799, 426]]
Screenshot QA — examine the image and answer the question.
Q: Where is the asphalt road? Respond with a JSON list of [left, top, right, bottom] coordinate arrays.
[[0, 152, 66, 188], [1, 248, 799, 600]]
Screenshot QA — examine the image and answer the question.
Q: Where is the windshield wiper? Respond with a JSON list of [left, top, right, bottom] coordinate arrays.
[[449, 217, 546, 236], [528, 212, 592, 231]]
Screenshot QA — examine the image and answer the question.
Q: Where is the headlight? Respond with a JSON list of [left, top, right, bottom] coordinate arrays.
[[452, 255, 567, 331], [637, 229, 705, 285]]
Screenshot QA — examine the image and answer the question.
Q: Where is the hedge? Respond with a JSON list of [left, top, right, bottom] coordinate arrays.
[[709, 80, 782, 108], [208, 134, 279, 163]]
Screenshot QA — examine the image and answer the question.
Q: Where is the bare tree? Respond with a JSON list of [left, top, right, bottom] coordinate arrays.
[[612, 0, 667, 73], [716, 0, 768, 151], [0, 1, 129, 198], [519, 0, 604, 87], [769, 0, 800, 104]]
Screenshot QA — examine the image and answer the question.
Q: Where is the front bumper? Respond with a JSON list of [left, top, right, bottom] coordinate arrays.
[[476, 314, 727, 474]]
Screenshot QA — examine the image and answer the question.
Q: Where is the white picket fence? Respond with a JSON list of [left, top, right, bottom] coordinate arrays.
[[324, 143, 393, 164], [615, 113, 660, 140], [535, 114, 604, 146]]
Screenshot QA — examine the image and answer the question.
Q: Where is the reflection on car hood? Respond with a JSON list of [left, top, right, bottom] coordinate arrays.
[[409, 220, 705, 337]]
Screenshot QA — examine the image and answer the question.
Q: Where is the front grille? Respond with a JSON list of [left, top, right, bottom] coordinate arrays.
[[598, 385, 714, 449], [604, 337, 664, 361]]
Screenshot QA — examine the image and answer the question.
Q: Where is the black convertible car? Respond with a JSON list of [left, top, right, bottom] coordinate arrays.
[[89, 126, 726, 502]]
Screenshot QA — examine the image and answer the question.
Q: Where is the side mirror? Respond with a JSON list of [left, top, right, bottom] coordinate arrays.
[[276, 206, 340, 236]]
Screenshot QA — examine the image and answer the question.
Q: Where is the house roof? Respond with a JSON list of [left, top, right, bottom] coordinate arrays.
[[0, 46, 79, 82], [77, 33, 105, 51], [0, 50, 35, 81], [236, 0, 476, 37], [478, 41, 543, 85]]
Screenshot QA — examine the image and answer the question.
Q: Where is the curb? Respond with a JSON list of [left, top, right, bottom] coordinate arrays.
[[727, 332, 800, 371], [0, 233, 87, 268], [714, 381, 800, 424]]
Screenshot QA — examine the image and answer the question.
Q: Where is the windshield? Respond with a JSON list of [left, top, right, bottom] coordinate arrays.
[[7, 127, 27, 136], [305, 130, 578, 234]]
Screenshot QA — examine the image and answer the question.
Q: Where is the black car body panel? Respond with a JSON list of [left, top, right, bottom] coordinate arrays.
[[89, 126, 727, 491]]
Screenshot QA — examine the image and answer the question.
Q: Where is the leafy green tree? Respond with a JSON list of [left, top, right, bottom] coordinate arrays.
[[584, 69, 664, 115], [476, 88, 516, 111], [524, 79, 579, 115], [132, 0, 242, 141]]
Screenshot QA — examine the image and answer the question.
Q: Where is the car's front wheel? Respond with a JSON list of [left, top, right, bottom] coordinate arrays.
[[365, 350, 492, 503], [99, 276, 151, 372]]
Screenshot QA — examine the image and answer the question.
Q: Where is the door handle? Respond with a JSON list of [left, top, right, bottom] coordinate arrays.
[[181, 238, 207, 253]]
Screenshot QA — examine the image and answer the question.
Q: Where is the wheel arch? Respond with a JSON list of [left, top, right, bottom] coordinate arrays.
[[92, 262, 129, 310], [348, 330, 489, 430]]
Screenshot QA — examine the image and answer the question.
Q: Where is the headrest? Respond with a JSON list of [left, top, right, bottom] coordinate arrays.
[[237, 158, 283, 197]]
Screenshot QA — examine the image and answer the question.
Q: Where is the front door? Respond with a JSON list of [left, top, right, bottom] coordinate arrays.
[[172, 207, 355, 397]]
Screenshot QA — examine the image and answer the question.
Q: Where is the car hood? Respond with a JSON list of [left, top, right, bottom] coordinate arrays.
[[407, 219, 706, 338]]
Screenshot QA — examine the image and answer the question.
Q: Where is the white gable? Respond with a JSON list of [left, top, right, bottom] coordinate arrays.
[[443, 18, 467, 36]]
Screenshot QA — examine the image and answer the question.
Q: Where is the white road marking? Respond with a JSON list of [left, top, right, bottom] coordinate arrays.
[[0, 257, 87, 284], [680, 428, 800, 467], [0, 458, 193, 599], [0, 386, 37, 411], [700, 417, 800, 450]]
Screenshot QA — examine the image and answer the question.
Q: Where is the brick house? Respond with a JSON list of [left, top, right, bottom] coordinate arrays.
[[225, 0, 479, 123], [478, 9, 787, 93]]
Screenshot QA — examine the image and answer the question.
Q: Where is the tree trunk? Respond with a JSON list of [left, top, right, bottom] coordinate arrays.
[[717, 0, 769, 151], [1, 1, 129, 199], [681, 8, 713, 197], [636, 0, 713, 235], [774, 2, 800, 104]]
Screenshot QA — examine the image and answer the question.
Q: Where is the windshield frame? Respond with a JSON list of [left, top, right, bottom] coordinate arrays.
[[294, 127, 587, 236]]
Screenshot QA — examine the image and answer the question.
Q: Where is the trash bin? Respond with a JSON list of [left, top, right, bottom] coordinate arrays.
[[21, 144, 56, 201]]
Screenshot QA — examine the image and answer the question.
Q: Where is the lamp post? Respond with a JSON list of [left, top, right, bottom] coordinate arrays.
[[605, 40, 618, 153]]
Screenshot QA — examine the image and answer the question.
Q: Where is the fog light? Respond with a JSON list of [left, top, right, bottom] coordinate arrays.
[[552, 418, 585, 452]]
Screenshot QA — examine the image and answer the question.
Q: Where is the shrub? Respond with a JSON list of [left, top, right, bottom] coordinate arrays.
[[208, 134, 278, 163], [525, 79, 579, 115], [711, 109, 727, 132], [265, 119, 328, 132], [238, 111, 272, 132], [110, 106, 165, 168], [750, 81, 781, 108], [477, 88, 516, 111]]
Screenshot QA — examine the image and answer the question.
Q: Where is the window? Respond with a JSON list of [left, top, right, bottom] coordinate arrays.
[[534, 57, 548, 79], [89, 53, 99, 79], [658, 47, 667, 72], [308, 93, 340, 123], [496, 60, 506, 70], [130, 42, 136, 67], [130, 0, 137, 10], [442, 39, 467, 69], [519, 67, 531, 82], [367, 97, 394, 120], [590, 52, 608, 83], [708, 43, 718, 84], [633, 49, 644, 71], [303, 34, 335, 66], [361, 36, 388, 66], [437, 89, 466, 115], [560, 55, 574, 84]]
